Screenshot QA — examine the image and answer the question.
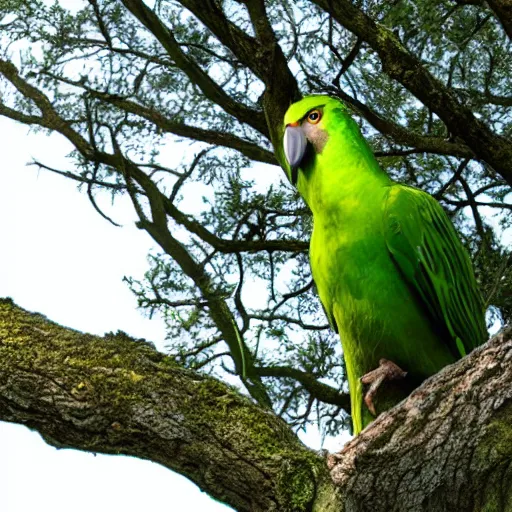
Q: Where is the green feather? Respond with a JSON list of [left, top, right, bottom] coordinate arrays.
[[383, 185, 487, 357], [283, 96, 487, 434]]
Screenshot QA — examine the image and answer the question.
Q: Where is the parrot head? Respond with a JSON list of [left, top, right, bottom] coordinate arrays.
[[283, 95, 347, 186]]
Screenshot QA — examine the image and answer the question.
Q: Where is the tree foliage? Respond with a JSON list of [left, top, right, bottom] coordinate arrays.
[[0, 0, 511, 436]]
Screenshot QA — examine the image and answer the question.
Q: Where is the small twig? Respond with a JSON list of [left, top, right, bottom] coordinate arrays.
[[83, 97, 121, 227], [169, 148, 212, 203], [434, 158, 470, 199], [29, 161, 126, 191], [87, 0, 113, 48]]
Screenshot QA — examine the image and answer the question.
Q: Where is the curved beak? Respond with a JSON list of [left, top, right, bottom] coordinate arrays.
[[284, 124, 307, 186]]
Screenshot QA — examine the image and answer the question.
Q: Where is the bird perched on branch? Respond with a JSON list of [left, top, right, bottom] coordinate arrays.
[[282, 95, 487, 434]]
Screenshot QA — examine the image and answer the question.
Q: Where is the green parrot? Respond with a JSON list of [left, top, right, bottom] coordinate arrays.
[[282, 95, 488, 434]]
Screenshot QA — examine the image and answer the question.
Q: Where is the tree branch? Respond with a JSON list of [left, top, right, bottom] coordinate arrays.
[[454, 87, 512, 108], [328, 325, 512, 510], [0, 298, 333, 512], [1, 299, 512, 510], [0, 60, 305, 259], [119, 0, 269, 136], [98, 94, 276, 164], [256, 365, 349, 409], [310, 0, 512, 186], [329, 87, 476, 159], [486, 0, 512, 40], [38, 71, 276, 164], [177, 0, 301, 165], [0, 59, 92, 156], [66, 36, 174, 66]]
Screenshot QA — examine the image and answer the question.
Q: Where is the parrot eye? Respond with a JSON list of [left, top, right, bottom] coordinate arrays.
[[306, 109, 322, 124]]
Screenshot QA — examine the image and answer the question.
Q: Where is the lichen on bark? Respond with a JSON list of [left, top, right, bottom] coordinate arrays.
[[1, 298, 512, 511]]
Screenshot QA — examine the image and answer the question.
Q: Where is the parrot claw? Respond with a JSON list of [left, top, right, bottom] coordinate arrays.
[[361, 359, 407, 416]]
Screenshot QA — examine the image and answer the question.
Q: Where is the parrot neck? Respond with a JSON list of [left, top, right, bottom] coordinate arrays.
[[296, 135, 391, 217]]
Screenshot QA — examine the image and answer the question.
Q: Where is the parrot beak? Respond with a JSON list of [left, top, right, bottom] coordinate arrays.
[[284, 123, 307, 186]]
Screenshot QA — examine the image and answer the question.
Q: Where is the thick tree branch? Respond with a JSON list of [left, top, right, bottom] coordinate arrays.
[[0, 102, 44, 125], [0, 299, 334, 512], [454, 87, 512, 107], [98, 95, 276, 164], [256, 365, 350, 409], [178, 0, 298, 93], [1, 300, 512, 511], [328, 325, 512, 511], [329, 87, 476, 159], [310, 0, 512, 186]]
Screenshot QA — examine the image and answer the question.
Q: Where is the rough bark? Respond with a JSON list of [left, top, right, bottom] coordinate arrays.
[[1, 298, 512, 511], [329, 324, 512, 511], [0, 298, 333, 512]]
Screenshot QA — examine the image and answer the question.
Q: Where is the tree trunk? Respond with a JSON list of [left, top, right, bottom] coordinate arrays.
[[1, 297, 511, 511]]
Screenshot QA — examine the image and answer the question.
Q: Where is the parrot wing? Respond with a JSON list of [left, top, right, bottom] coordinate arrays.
[[383, 184, 487, 357]]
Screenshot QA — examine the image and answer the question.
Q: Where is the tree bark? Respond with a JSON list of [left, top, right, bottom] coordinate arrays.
[[1, 297, 512, 511]]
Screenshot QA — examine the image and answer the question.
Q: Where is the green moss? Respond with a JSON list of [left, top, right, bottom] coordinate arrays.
[[474, 404, 512, 511], [275, 454, 324, 512], [159, 354, 179, 368], [0, 300, 158, 412], [0, 299, 333, 511], [184, 377, 325, 511]]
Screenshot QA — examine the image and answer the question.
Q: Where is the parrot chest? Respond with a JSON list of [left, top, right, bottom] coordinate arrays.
[[309, 208, 452, 378], [310, 208, 420, 356], [311, 216, 390, 314]]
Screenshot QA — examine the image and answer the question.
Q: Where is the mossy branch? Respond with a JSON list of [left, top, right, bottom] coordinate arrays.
[[1, 298, 512, 511], [0, 298, 330, 512]]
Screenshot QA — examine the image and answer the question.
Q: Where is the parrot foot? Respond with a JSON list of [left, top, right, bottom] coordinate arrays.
[[361, 359, 407, 416]]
